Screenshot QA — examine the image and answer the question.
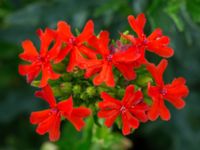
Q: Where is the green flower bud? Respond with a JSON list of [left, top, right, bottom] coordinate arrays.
[[80, 92, 89, 101], [72, 85, 82, 96], [136, 74, 153, 87], [60, 82, 72, 94], [86, 86, 96, 97], [31, 80, 40, 87]]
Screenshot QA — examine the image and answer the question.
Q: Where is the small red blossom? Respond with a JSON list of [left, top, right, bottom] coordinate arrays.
[[98, 85, 148, 135], [125, 13, 174, 58], [83, 31, 141, 87], [53, 20, 96, 72], [30, 85, 91, 141], [146, 59, 189, 121], [18, 29, 61, 87]]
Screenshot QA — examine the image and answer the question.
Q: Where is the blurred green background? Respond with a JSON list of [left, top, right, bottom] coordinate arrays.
[[0, 0, 200, 150]]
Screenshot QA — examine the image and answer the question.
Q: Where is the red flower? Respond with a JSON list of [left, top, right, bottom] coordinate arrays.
[[53, 20, 96, 72], [146, 59, 189, 121], [30, 85, 91, 141], [83, 31, 141, 87], [125, 13, 174, 58], [98, 85, 148, 135], [18, 29, 61, 87]]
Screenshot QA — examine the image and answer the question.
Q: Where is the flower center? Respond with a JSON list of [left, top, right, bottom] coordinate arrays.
[[38, 56, 49, 63], [68, 37, 76, 45], [160, 88, 167, 95], [120, 105, 126, 113], [51, 107, 59, 114], [106, 54, 113, 61]]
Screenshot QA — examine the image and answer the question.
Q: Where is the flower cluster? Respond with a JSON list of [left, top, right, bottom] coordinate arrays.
[[18, 13, 189, 141]]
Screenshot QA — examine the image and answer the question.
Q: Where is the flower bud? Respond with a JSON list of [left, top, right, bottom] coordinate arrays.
[[86, 86, 96, 97], [136, 74, 153, 87], [72, 85, 82, 96], [60, 82, 72, 94], [80, 92, 89, 101]]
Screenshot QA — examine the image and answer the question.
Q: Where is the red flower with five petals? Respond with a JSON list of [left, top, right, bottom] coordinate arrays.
[[146, 59, 189, 121], [98, 85, 148, 135], [30, 85, 91, 141], [83, 31, 141, 87], [124, 13, 174, 61], [18, 29, 61, 87], [53, 20, 96, 72]]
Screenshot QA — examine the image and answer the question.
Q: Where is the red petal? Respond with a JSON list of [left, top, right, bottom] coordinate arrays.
[[78, 45, 97, 59], [30, 109, 51, 124], [36, 114, 54, 135], [122, 113, 130, 135], [122, 111, 139, 135], [84, 67, 101, 78], [130, 109, 148, 122], [147, 28, 162, 41], [115, 63, 136, 80], [39, 64, 60, 87], [57, 96, 73, 116], [19, 40, 39, 62], [38, 29, 54, 57], [165, 96, 185, 109], [100, 92, 121, 108], [77, 20, 94, 43], [35, 85, 57, 108], [98, 109, 119, 118], [104, 110, 120, 127], [146, 59, 168, 85], [88, 31, 110, 56], [159, 99, 171, 121], [128, 14, 146, 38], [122, 85, 135, 105], [54, 45, 72, 64], [49, 113, 61, 141], [71, 106, 91, 118], [66, 48, 79, 72], [147, 42, 174, 58], [113, 46, 140, 63], [147, 97, 160, 121], [93, 62, 115, 87], [65, 107, 91, 131], [165, 77, 189, 97], [47, 39, 62, 60], [57, 21, 73, 41], [18, 64, 41, 83]]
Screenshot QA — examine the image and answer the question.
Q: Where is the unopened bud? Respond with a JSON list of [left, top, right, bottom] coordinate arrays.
[[60, 82, 72, 94], [86, 86, 96, 97], [73, 85, 82, 96], [136, 74, 153, 87], [31, 80, 40, 87], [80, 92, 89, 101]]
